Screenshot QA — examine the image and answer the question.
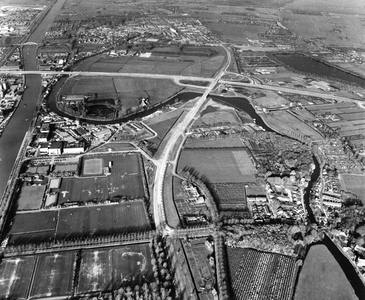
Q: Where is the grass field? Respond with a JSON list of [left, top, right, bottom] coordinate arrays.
[[227, 248, 297, 300], [17, 184, 46, 210], [0, 256, 36, 299], [56, 201, 150, 239], [264, 111, 323, 140], [294, 244, 358, 300], [59, 153, 146, 204], [82, 158, 103, 175], [77, 244, 153, 293], [340, 174, 365, 204], [30, 251, 76, 298], [178, 148, 256, 183]]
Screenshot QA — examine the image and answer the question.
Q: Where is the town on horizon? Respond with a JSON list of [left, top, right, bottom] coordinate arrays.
[[0, 0, 365, 299]]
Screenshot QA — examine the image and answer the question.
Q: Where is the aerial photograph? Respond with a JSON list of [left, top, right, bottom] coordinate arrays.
[[0, 0, 365, 299]]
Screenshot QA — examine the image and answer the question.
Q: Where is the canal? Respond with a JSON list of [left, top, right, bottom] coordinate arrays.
[[0, 0, 67, 200]]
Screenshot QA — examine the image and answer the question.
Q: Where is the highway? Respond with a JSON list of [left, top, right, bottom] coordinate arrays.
[[1, 70, 363, 104], [151, 46, 232, 231]]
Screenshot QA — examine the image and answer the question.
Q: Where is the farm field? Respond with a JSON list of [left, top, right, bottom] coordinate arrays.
[[58, 153, 146, 205], [30, 251, 76, 298], [0, 256, 36, 299], [208, 182, 247, 211], [203, 22, 267, 44], [281, 6, 365, 48], [56, 201, 151, 239], [227, 247, 297, 300], [178, 148, 256, 183], [263, 110, 322, 140], [60, 76, 183, 115], [340, 174, 365, 204], [294, 244, 358, 300], [77, 244, 153, 294], [72, 46, 225, 78]]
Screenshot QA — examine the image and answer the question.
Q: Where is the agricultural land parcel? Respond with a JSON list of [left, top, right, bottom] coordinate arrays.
[[281, 0, 365, 48], [227, 247, 297, 300], [294, 244, 358, 300], [306, 102, 365, 145], [178, 148, 256, 183], [340, 174, 365, 205], [72, 46, 226, 78], [60, 76, 184, 112]]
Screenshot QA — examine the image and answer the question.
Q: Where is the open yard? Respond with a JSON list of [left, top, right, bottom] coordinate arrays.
[[227, 247, 297, 300], [0, 256, 36, 299], [77, 244, 153, 294], [56, 201, 151, 239], [178, 148, 256, 183], [58, 153, 146, 205], [294, 244, 358, 300], [30, 251, 76, 298]]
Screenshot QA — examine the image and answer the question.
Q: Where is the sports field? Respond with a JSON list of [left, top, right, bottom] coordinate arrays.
[[30, 251, 76, 298], [7, 211, 58, 244], [178, 148, 256, 183], [59, 153, 146, 205], [56, 201, 150, 239], [77, 244, 153, 293], [0, 256, 36, 299], [17, 184, 46, 210]]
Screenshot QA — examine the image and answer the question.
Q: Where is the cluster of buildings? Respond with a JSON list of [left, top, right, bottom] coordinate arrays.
[[318, 139, 363, 174], [187, 123, 264, 141], [175, 180, 210, 226], [27, 111, 118, 158], [0, 6, 43, 36], [0, 76, 24, 135]]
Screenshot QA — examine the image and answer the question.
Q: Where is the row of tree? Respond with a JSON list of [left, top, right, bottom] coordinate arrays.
[[3, 231, 156, 255]]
